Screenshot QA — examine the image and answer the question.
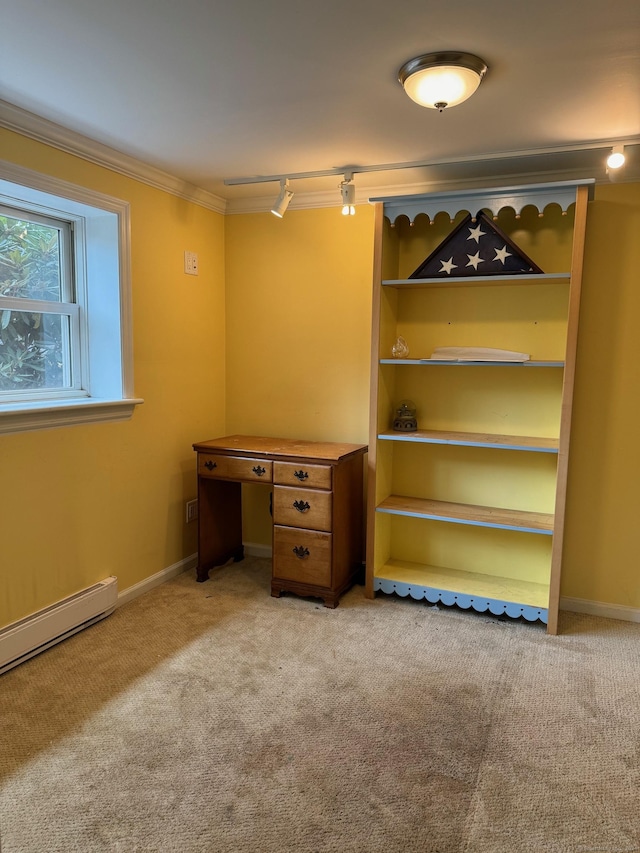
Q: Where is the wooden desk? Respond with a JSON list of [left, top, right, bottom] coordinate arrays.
[[192, 435, 367, 607]]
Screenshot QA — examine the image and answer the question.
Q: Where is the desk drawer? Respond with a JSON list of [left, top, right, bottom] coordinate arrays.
[[273, 526, 331, 586], [273, 485, 332, 531], [198, 454, 272, 483], [273, 461, 332, 490]]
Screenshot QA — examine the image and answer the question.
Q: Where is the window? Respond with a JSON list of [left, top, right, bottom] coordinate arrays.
[[0, 161, 142, 434], [1, 207, 78, 396]]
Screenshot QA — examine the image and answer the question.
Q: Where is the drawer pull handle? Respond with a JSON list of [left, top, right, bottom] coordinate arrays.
[[293, 500, 310, 513], [204, 460, 217, 471], [293, 546, 310, 559], [252, 465, 267, 476], [294, 470, 309, 481]]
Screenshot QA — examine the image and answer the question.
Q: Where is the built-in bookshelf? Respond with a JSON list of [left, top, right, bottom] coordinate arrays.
[[366, 180, 593, 634]]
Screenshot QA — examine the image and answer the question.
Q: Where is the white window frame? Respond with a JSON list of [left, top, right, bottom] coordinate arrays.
[[0, 161, 143, 434]]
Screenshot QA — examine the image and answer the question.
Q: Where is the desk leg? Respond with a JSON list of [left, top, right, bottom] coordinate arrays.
[[196, 478, 243, 582]]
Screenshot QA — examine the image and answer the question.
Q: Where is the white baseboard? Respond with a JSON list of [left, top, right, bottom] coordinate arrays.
[[560, 596, 640, 624], [117, 556, 639, 627], [244, 542, 273, 559], [116, 545, 272, 607], [117, 553, 197, 607]]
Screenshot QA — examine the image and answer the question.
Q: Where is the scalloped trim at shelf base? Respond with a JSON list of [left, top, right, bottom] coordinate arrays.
[[374, 576, 548, 624]]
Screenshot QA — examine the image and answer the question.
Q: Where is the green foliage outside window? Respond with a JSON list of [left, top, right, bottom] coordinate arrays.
[[0, 214, 66, 391]]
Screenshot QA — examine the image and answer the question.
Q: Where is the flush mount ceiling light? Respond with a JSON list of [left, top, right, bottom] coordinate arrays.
[[398, 51, 488, 112], [606, 145, 626, 171], [340, 174, 356, 216], [271, 179, 294, 217]]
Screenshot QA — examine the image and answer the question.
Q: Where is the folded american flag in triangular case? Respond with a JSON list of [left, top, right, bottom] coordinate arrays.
[[409, 211, 544, 278]]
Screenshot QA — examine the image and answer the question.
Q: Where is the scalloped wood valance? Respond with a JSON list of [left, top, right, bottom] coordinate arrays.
[[369, 178, 595, 223]]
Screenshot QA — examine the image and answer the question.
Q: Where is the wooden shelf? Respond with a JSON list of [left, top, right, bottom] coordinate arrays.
[[377, 429, 559, 453], [374, 559, 549, 617], [382, 273, 571, 288], [380, 359, 565, 367], [376, 495, 554, 535]]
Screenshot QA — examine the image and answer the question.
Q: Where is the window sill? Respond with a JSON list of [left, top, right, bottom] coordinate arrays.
[[0, 397, 144, 435]]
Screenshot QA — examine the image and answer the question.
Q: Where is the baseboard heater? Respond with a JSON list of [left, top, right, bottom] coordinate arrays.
[[0, 577, 118, 675]]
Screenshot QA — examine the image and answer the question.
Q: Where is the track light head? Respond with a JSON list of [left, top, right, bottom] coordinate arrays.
[[271, 179, 293, 218], [340, 176, 356, 216], [606, 146, 626, 171]]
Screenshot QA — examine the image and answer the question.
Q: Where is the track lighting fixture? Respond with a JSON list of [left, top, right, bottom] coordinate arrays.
[[271, 179, 293, 218], [340, 175, 356, 215], [398, 51, 488, 111], [606, 146, 626, 171], [225, 138, 634, 212]]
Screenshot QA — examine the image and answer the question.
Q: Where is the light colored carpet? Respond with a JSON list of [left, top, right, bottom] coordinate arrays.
[[1, 557, 639, 852]]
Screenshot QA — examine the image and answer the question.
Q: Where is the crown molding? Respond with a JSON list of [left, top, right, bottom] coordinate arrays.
[[0, 100, 227, 214]]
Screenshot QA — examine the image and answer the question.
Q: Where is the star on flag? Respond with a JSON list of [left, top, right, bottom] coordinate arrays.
[[494, 245, 511, 264], [466, 252, 483, 270], [467, 223, 486, 243]]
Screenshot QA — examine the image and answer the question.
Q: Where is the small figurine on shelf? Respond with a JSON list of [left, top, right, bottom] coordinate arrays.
[[391, 336, 409, 358], [393, 400, 417, 432]]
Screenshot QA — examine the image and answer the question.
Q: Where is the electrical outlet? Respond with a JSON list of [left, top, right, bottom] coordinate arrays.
[[184, 251, 199, 276], [186, 499, 198, 523]]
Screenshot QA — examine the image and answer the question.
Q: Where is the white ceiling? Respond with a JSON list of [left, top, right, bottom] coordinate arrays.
[[1, 0, 639, 208]]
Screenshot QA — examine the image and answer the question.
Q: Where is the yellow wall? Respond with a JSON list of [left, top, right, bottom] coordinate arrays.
[[2, 121, 639, 623], [0, 128, 226, 625], [224, 207, 373, 442], [563, 181, 640, 606]]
